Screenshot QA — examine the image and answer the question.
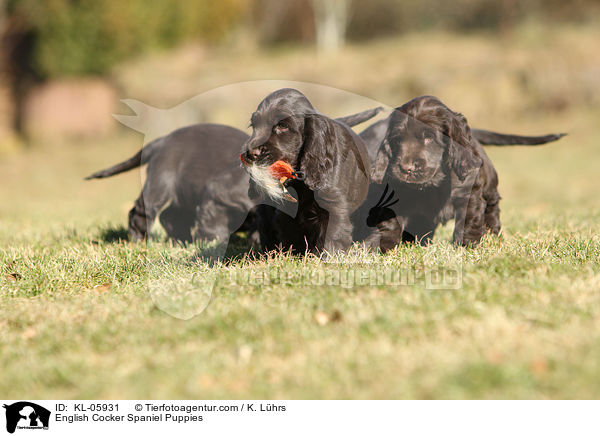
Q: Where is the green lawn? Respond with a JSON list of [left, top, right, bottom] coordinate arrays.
[[1, 26, 600, 399]]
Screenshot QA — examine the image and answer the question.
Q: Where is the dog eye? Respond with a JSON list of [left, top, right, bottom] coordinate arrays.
[[274, 123, 289, 134], [423, 132, 435, 143]]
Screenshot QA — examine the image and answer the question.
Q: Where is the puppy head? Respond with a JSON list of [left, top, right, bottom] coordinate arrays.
[[372, 96, 481, 185], [241, 88, 335, 196], [242, 89, 314, 164]]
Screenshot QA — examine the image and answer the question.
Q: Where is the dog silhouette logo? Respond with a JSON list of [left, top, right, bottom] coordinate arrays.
[[3, 402, 50, 433]]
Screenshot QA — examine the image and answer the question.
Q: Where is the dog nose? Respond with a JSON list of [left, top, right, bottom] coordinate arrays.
[[403, 159, 425, 173], [243, 147, 261, 162]]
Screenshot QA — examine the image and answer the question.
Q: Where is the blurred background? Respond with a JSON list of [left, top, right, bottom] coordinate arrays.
[[0, 0, 599, 227], [1, 0, 600, 144]]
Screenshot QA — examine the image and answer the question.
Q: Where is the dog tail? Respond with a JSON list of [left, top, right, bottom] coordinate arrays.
[[336, 107, 383, 127], [472, 129, 567, 146], [84, 137, 163, 180]]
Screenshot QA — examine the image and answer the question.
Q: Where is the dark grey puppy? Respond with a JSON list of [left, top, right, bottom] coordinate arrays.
[[241, 88, 371, 254], [86, 124, 248, 241], [355, 96, 565, 250], [86, 107, 381, 242]]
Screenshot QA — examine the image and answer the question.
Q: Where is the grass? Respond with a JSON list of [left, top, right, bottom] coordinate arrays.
[[1, 24, 600, 399]]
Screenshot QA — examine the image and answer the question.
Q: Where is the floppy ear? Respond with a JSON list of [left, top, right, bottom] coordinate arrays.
[[371, 139, 392, 183], [449, 141, 481, 181], [299, 114, 336, 191], [448, 111, 472, 148], [446, 111, 482, 181]]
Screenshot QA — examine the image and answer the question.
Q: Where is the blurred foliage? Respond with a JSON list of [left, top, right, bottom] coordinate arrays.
[[250, 0, 600, 45], [346, 0, 600, 40], [6, 0, 250, 77], [2, 0, 600, 77]]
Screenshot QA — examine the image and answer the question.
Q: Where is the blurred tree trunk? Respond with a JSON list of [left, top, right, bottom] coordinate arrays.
[[312, 0, 349, 53], [253, 0, 315, 45], [0, 0, 37, 140], [499, 0, 516, 37], [0, 0, 13, 139]]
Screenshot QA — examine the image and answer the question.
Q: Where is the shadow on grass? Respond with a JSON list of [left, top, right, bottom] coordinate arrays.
[[192, 232, 258, 266], [97, 225, 130, 243], [223, 233, 258, 261], [93, 224, 257, 264]]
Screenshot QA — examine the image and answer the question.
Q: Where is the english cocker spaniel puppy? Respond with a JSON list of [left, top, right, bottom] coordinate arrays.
[[192, 107, 381, 246], [86, 123, 249, 242], [241, 88, 371, 254], [362, 95, 564, 248]]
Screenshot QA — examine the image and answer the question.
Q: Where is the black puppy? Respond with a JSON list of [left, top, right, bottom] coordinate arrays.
[[86, 124, 248, 241], [86, 108, 381, 242], [359, 95, 565, 249], [241, 88, 371, 253]]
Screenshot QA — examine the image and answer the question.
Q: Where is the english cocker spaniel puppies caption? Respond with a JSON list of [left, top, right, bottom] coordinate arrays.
[[241, 88, 371, 254]]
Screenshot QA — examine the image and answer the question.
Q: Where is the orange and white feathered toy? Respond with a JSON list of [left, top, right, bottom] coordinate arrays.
[[268, 160, 305, 202]]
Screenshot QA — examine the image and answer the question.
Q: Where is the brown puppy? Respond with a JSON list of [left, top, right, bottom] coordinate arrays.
[[363, 95, 564, 248]]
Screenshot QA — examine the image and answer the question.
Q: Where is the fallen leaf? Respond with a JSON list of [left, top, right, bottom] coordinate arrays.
[[93, 283, 112, 293], [5, 273, 22, 282], [22, 327, 37, 339], [330, 310, 343, 322], [315, 310, 342, 326]]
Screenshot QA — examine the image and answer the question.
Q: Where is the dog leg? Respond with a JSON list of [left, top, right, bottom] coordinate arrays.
[[404, 215, 437, 246], [129, 178, 170, 241], [316, 192, 353, 253], [159, 205, 194, 242], [484, 197, 501, 235], [128, 196, 151, 241], [453, 184, 487, 246]]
